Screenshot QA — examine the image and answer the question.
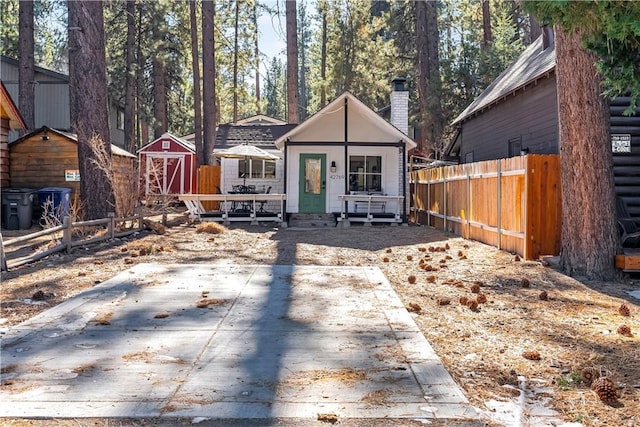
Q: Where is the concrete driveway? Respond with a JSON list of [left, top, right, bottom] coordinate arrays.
[[0, 263, 480, 424]]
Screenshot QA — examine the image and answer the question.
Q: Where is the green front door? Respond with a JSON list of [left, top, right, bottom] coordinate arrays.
[[298, 154, 326, 213]]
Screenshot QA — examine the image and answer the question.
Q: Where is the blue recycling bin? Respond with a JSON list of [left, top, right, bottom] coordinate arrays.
[[1, 188, 35, 230], [38, 187, 72, 222]]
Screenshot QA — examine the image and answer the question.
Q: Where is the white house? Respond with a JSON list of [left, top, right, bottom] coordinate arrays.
[[274, 82, 416, 224]]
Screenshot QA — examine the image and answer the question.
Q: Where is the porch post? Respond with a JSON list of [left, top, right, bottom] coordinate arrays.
[[283, 138, 288, 225], [343, 97, 349, 220], [402, 141, 407, 224]]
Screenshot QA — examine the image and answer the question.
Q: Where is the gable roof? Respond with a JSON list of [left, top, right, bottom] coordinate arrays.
[[180, 123, 297, 152], [452, 35, 556, 126], [235, 114, 286, 125], [215, 123, 297, 150], [274, 91, 416, 150], [10, 126, 136, 158], [137, 132, 195, 153], [0, 80, 26, 130]]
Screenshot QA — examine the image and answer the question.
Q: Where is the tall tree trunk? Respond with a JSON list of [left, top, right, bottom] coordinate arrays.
[[555, 26, 618, 280], [232, 0, 239, 123], [18, 0, 35, 131], [190, 0, 204, 167], [68, 0, 114, 220], [425, 0, 443, 152], [320, 3, 327, 107], [416, 0, 443, 155], [285, 0, 299, 124], [136, 4, 145, 147], [481, 0, 492, 50], [253, 0, 260, 115], [152, 16, 167, 139], [202, 0, 216, 164], [124, 0, 136, 153], [297, 0, 308, 121]]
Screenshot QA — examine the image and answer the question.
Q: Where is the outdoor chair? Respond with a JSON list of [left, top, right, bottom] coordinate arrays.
[[257, 186, 272, 212], [616, 197, 640, 247]]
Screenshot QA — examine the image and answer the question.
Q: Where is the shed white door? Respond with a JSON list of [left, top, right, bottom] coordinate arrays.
[[145, 154, 185, 195]]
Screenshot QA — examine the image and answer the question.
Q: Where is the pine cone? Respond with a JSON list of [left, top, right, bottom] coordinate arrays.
[[476, 293, 488, 304], [591, 376, 618, 403], [426, 275, 436, 283], [470, 283, 481, 293], [407, 302, 421, 313], [459, 296, 469, 306], [539, 290, 548, 301], [522, 350, 541, 360], [437, 298, 451, 306], [521, 278, 530, 288], [407, 275, 417, 284], [618, 303, 631, 317], [467, 300, 479, 311], [581, 367, 600, 386], [617, 324, 632, 337]]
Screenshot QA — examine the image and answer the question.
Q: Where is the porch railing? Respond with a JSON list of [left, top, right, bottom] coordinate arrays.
[[337, 195, 405, 225], [178, 193, 287, 225]]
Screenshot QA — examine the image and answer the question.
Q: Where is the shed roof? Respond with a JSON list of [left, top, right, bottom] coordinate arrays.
[[274, 91, 416, 150], [137, 132, 195, 154], [9, 126, 136, 158], [0, 80, 26, 130], [451, 35, 555, 126]]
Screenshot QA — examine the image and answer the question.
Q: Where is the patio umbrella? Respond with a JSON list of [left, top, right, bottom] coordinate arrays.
[[214, 143, 280, 185]]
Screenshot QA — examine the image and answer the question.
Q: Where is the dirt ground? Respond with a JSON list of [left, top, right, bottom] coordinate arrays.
[[1, 211, 639, 427]]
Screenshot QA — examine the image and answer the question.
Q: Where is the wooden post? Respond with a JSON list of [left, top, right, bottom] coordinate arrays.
[[108, 212, 115, 239], [63, 216, 72, 252], [497, 160, 502, 250], [0, 232, 7, 272]]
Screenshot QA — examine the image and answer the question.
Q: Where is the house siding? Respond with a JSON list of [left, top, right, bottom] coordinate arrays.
[[611, 96, 640, 219], [459, 75, 558, 162], [1, 56, 124, 146]]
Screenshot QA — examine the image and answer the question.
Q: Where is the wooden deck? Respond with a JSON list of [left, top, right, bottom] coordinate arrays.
[[178, 193, 287, 225]]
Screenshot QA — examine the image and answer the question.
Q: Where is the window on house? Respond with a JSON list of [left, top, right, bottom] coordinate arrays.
[[116, 109, 125, 130], [238, 159, 276, 179], [508, 137, 522, 157], [348, 155, 382, 192], [162, 140, 170, 149]]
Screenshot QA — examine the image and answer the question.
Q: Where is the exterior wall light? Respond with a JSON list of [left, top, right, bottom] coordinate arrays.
[[330, 161, 337, 173]]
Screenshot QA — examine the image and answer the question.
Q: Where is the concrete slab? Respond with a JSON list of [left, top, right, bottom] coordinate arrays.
[[0, 264, 479, 422]]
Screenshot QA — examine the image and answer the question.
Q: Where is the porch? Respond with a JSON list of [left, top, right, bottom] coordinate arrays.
[[179, 193, 287, 226]]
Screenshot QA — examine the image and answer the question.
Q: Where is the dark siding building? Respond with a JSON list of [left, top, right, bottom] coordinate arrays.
[[446, 33, 640, 222]]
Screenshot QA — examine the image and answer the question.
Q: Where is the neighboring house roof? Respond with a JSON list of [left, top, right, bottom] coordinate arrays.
[[137, 132, 195, 154], [0, 55, 69, 82], [9, 126, 136, 158], [452, 35, 555, 126], [0, 80, 26, 130], [274, 91, 417, 150], [215, 123, 298, 151], [235, 114, 286, 125], [180, 123, 297, 152]]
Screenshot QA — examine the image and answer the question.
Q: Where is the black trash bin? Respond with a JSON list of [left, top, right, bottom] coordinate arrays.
[[38, 187, 72, 223], [1, 188, 35, 230]]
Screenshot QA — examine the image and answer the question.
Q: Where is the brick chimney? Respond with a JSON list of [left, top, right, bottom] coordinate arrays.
[[390, 77, 408, 135]]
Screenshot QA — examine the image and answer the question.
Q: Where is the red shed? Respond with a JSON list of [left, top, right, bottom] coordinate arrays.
[[137, 132, 196, 197]]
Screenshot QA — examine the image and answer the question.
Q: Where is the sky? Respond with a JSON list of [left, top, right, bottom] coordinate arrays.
[[257, 4, 287, 61]]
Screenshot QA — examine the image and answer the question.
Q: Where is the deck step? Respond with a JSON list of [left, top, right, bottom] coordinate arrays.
[[287, 213, 337, 228]]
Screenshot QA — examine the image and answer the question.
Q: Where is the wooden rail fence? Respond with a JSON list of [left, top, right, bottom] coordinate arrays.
[[1, 213, 144, 271], [410, 154, 561, 260]]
